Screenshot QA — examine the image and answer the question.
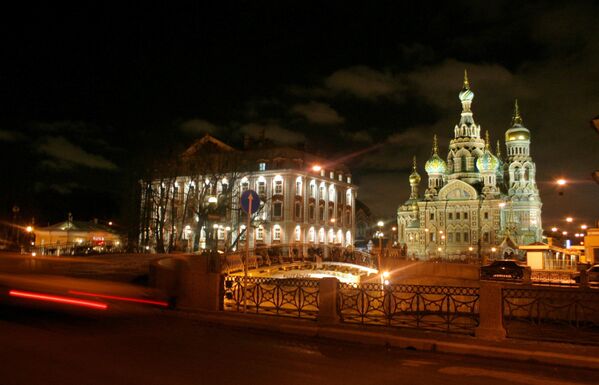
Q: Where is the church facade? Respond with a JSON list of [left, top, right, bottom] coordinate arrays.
[[397, 72, 543, 259]]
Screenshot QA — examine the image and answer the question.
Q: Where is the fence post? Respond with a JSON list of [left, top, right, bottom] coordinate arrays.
[[475, 281, 506, 340], [178, 253, 222, 311], [318, 277, 340, 325]]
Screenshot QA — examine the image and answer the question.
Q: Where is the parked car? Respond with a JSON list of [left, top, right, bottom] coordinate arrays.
[[480, 260, 531, 281], [573, 265, 599, 284]]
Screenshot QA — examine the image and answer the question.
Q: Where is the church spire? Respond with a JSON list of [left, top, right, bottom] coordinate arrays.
[[512, 99, 523, 126], [412, 155, 417, 171], [496, 139, 502, 158], [485, 130, 491, 150], [463, 69, 470, 90], [432, 134, 438, 155]]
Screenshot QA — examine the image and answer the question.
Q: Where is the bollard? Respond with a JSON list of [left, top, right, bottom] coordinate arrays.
[[475, 281, 506, 340], [318, 277, 340, 325]]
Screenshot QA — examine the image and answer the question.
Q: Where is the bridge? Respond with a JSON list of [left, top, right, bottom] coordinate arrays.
[[218, 243, 379, 283]]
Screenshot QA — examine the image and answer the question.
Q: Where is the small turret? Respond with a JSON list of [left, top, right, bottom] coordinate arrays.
[[409, 156, 421, 199]]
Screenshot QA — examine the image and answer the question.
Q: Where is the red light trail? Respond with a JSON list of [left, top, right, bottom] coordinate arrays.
[[68, 290, 169, 307], [9, 290, 108, 310]]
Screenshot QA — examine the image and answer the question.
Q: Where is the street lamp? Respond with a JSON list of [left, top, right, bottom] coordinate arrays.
[[491, 247, 497, 260], [556, 179, 567, 186], [551, 227, 558, 232], [581, 224, 588, 230], [566, 217, 573, 223]]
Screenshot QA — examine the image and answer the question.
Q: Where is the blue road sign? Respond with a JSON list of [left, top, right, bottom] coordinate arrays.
[[240, 189, 261, 214]]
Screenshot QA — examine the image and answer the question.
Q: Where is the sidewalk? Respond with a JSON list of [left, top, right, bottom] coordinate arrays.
[[168, 308, 599, 370]]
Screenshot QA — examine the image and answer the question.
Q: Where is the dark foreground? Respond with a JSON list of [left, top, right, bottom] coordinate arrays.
[[0, 302, 598, 385]]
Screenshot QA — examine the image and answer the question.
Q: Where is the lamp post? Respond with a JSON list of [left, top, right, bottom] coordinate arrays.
[[376, 220, 384, 272]]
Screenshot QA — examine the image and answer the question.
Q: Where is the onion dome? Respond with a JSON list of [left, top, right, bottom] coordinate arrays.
[[409, 156, 421, 184], [477, 131, 499, 172], [458, 69, 474, 103], [505, 99, 530, 142], [425, 134, 447, 174]]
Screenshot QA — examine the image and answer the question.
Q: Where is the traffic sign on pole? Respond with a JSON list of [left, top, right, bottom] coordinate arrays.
[[239, 189, 260, 313], [240, 190, 260, 214]]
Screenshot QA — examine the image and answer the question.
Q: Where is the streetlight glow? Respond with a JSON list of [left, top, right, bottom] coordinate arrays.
[[562, 231, 568, 235], [312, 165, 322, 172], [556, 179, 567, 186], [551, 227, 558, 232], [566, 217, 573, 223], [26, 226, 33, 233], [377, 220, 384, 227], [581, 224, 588, 230]]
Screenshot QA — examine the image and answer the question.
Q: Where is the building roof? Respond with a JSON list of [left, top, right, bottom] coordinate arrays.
[[37, 220, 118, 234]]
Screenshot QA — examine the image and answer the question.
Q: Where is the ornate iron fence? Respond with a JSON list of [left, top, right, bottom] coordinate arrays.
[[337, 283, 480, 334], [223, 276, 319, 319], [531, 270, 577, 286], [503, 287, 599, 344]]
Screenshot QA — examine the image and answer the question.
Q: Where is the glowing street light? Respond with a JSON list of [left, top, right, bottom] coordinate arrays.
[[312, 165, 322, 172], [581, 224, 588, 230], [108, 221, 113, 226], [551, 227, 558, 232], [377, 220, 384, 227], [556, 179, 567, 186], [26, 226, 33, 233], [562, 231, 568, 236], [566, 217, 573, 223]]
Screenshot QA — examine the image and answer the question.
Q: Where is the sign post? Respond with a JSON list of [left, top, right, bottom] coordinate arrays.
[[240, 190, 260, 313]]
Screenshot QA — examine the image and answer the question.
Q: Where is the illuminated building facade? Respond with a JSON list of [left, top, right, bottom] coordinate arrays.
[[397, 72, 543, 259], [140, 135, 356, 254]]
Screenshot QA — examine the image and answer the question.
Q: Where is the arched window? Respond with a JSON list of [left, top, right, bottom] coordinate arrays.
[[309, 227, 315, 243], [318, 228, 325, 243]]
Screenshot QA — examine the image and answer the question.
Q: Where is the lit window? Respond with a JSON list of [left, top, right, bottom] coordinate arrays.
[[256, 226, 264, 240], [274, 180, 283, 195], [295, 226, 301, 241], [241, 182, 249, 192], [319, 186, 325, 199], [257, 181, 266, 195], [309, 183, 316, 198], [259, 162, 266, 171], [296, 179, 302, 195], [273, 225, 281, 241], [309, 227, 315, 242]]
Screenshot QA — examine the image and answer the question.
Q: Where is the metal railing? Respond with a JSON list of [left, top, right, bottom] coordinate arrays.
[[337, 283, 480, 334], [219, 244, 376, 274], [223, 276, 319, 319], [503, 287, 599, 344], [531, 270, 577, 286]]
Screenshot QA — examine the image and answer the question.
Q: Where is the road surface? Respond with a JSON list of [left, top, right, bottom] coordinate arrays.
[[1, 301, 597, 385]]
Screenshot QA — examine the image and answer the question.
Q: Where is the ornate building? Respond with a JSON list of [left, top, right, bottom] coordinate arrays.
[[140, 135, 356, 255], [397, 72, 543, 259]]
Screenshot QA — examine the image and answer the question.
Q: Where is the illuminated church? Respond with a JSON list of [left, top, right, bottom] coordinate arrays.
[[397, 72, 543, 259]]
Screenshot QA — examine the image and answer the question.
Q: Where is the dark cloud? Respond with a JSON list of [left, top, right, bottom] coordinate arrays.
[[291, 101, 345, 125], [180, 119, 220, 135], [38, 136, 117, 170], [325, 66, 404, 100], [240, 121, 305, 145], [0, 130, 23, 142]]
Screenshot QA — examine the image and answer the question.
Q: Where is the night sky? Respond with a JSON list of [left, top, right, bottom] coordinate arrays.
[[1, 1, 598, 231]]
